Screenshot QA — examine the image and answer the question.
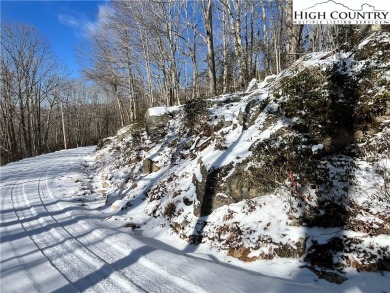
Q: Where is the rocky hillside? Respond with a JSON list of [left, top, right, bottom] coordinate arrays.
[[89, 31, 390, 283]]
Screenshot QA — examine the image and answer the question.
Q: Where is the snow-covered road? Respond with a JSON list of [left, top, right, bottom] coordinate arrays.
[[1, 147, 331, 292]]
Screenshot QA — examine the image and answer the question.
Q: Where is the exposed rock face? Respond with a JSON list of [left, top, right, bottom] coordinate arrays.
[[93, 31, 390, 272], [227, 238, 306, 262], [96, 137, 112, 150], [192, 159, 279, 217], [143, 158, 160, 174], [192, 159, 209, 217], [227, 247, 253, 261], [144, 107, 174, 137], [192, 161, 255, 216], [320, 129, 355, 154]]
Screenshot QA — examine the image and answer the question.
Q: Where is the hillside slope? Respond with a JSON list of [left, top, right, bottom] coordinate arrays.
[[89, 31, 390, 283]]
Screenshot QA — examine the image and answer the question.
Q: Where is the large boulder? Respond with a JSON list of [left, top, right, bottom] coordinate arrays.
[[144, 106, 180, 137]]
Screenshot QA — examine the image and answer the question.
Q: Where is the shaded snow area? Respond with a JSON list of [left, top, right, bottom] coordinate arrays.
[[83, 32, 389, 291], [1, 148, 334, 293], [1, 32, 389, 292]]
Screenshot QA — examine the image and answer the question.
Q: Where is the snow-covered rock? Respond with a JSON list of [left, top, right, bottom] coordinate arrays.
[[90, 31, 390, 279], [246, 78, 258, 92], [145, 106, 180, 137]]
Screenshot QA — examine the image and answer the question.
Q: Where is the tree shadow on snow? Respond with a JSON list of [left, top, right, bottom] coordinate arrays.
[[291, 48, 390, 290]]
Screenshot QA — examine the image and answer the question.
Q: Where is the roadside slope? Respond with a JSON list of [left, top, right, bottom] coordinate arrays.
[[1, 148, 333, 293]]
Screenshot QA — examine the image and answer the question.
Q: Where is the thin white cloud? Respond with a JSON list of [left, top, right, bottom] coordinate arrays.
[[58, 14, 83, 28], [57, 2, 114, 37], [84, 3, 115, 35]]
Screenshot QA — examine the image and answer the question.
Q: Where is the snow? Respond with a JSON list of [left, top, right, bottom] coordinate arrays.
[[246, 78, 258, 92], [148, 107, 170, 116], [258, 75, 277, 89], [1, 148, 388, 292], [147, 106, 181, 116], [384, 70, 390, 81], [0, 149, 327, 292], [312, 144, 324, 153], [116, 125, 133, 136], [87, 31, 389, 291], [3, 32, 390, 292], [0, 148, 389, 292]]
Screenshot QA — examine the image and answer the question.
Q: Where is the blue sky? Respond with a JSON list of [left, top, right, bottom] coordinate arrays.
[[1, 0, 108, 78]]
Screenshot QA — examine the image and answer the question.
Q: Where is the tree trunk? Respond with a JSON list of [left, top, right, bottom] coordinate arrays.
[[60, 101, 67, 149], [286, 0, 303, 64], [201, 0, 217, 97]]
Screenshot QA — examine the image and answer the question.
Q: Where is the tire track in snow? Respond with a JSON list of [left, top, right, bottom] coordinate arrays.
[[4, 150, 208, 293], [9, 154, 140, 292], [3, 163, 47, 293], [10, 164, 95, 292], [40, 156, 208, 293], [36, 159, 146, 292]]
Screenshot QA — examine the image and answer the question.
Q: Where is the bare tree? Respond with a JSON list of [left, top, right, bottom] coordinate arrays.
[[201, 0, 217, 97], [285, 0, 304, 64], [1, 23, 62, 163]]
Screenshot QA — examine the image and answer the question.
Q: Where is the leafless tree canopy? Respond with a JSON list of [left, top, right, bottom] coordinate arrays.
[[1, 1, 374, 164]]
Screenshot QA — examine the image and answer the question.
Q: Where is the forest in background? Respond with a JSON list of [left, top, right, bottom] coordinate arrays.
[[0, 0, 377, 165]]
